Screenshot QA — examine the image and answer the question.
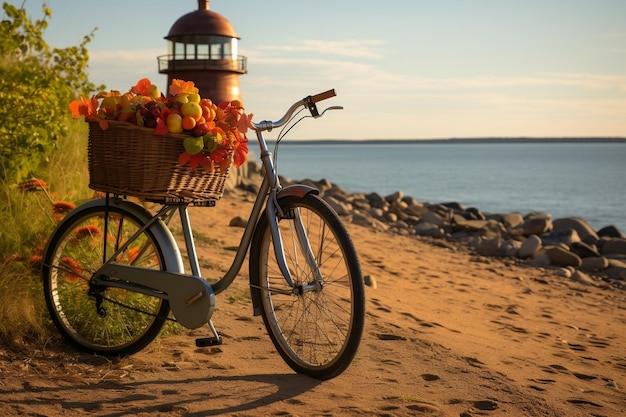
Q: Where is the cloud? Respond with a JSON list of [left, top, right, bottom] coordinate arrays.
[[89, 48, 164, 63], [255, 39, 386, 59]]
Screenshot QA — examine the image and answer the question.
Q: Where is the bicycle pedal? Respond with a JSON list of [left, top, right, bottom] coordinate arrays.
[[195, 337, 222, 347]]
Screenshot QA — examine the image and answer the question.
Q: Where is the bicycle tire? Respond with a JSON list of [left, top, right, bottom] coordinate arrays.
[[42, 200, 171, 356], [249, 193, 365, 380]]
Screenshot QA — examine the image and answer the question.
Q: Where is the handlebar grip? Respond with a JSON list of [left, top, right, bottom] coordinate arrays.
[[310, 89, 336, 103]]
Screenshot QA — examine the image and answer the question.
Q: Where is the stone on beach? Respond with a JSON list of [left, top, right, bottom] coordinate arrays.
[[518, 235, 542, 259], [552, 217, 599, 245]]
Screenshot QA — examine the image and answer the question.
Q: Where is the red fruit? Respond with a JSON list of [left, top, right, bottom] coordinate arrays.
[[191, 123, 210, 137]]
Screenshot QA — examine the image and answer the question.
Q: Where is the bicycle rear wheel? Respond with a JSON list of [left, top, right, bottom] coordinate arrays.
[[249, 193, 365, 380], [42, 200, 171, 356]]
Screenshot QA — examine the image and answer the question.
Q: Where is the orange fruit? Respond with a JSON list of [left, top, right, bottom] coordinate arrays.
[[181, 115, 197, 130]]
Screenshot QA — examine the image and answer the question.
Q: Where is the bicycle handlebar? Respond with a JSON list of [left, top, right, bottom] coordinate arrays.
[[311, 89, 336, 103], [251, 89, 337, 132]]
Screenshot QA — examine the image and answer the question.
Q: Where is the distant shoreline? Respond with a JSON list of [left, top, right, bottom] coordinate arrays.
[[272, 137, 626, 145]]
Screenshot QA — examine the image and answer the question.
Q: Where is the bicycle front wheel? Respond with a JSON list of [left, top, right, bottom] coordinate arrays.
[[42, 201, 171, 356], [250, 193, 365, 380]]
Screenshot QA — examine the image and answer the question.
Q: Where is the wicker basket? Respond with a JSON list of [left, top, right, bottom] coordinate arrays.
[[87, 120, 230, 204]]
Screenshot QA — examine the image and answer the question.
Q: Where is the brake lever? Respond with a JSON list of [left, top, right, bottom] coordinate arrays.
[[320, 106, 344, 116]]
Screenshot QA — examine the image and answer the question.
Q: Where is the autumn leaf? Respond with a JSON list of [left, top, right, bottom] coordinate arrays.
[[238, 112, 254, 134], [154, 118, 168, 135], [68, 96, 97, 119], [178, 151, 192, 166], [169, 79, 199, 96], [98, 119, 109, 131], [233, 140, 249, 167], [133, 78, 153, 97]]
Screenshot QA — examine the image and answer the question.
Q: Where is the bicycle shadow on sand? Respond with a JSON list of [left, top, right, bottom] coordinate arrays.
[[2, 372, 322, 416]]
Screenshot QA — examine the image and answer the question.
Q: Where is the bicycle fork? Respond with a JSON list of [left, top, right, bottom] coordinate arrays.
[[266, 189, 324, 293]]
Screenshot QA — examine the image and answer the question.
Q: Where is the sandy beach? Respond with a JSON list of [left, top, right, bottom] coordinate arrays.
[[1, 188, 624, 416]]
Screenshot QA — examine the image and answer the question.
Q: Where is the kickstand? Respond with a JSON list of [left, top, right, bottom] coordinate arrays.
[[195, 320, 222, 347]]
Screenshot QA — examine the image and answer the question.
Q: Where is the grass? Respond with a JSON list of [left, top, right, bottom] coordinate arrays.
[[0, 119, 91, 347]]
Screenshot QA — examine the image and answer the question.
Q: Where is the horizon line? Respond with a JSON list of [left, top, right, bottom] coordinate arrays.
[[270, 137, 626, 144]]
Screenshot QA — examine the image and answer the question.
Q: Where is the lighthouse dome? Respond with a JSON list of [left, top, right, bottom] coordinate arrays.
[[166, 0, 239, 40]]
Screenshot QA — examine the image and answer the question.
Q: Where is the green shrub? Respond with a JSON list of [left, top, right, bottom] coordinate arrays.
[[0, 2, 97, 346], [0, 2, 101, 183]]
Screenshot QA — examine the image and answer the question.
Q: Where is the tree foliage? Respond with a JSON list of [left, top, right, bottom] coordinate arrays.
[[0, 2, 101, 182]]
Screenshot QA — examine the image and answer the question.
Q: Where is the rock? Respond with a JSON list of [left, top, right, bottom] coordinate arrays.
[[352, 212, 389, 231], [383, 211, 398, 223], [545, 246, 582, 267], [502, 240, 521, 257], [606, 265, 626, 280], [324, 195, 352, 216], [453, 218, 490, 232], [365, 192, 385, 209], [351, 197, 371, 211], [368, 207, 385, 219], [414, 222, 442, 237], [441, 201, 466, 211], [389, 199, 409, 214], [476, 236, 503, 257], [531, 253, 551, 266], [363, 275, 377, 289], [570, 241, 601, 258], [518, 235, 542, 259], [541, 228, 581, 246], [237, 178, 260, 194], [581, 256, 609, 271], [229, 216, 247, 228], [495, 212, 525, 229], [571, 270, 595, 285], [423, 210, 446, 226], [607, 257, 626, 268], [600, 238, 626, 255], [518, 217, 552, 236], [554, 267, 572, 278], [481, 220, 506, 240], [552, 217, 599, 245], [465, 207, 487, 221], [525, 211, 552, 220], [384, 190, 403, 204], [598, 225, 624, 238]]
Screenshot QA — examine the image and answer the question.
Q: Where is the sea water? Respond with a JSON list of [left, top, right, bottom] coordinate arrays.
[[267, 141, 626, 233]]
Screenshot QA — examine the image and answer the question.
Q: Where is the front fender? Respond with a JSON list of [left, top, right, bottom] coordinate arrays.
[[277, 184, 319, 199]]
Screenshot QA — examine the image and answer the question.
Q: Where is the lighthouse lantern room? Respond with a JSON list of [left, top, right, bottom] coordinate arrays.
[[158, 0, 246, 103]]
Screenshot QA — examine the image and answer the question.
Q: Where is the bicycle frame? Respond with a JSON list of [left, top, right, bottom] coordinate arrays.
[[90, 91, 337, 329]]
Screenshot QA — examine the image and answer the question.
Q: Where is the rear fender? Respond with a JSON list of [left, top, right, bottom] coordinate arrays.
[[48, 198, 184, 274]]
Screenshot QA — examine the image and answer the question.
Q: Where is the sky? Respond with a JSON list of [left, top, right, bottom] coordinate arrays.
[[19, 0, 626, 140]]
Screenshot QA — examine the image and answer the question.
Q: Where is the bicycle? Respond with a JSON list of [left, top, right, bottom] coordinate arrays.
[[41, 90, 365, 380]]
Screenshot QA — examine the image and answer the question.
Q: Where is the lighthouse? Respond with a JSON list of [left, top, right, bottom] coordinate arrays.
[[157, 0, 246, 103]]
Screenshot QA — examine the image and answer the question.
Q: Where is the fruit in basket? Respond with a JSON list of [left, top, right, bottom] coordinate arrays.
[[180, 101, 202, 120], [191, 123, 211, 137], [69, 78, 252, 171], [203, 134, 218, 152], [181, 116, 196, 131], [148, 85, 160, 100], [183, 136, 204, 155], [187, 93, 201, 103], [166, 113, 183, 134]]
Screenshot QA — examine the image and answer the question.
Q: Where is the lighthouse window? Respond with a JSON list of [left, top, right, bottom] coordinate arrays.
[[174, 42, 185, 59], [197, 44, 209, 59], [210, 42, 223, 59], [186, 43, 195, 59]]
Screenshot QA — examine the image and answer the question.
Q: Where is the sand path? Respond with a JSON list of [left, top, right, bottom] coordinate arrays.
[[1, 190, 624, 416]]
